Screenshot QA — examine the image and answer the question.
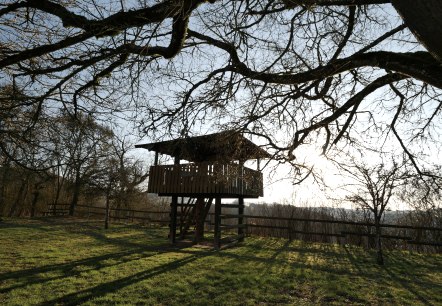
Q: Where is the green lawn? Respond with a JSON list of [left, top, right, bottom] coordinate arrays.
[[0, 217, 440, 305]]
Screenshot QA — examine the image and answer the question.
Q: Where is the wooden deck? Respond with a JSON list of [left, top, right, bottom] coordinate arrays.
[[148, 163, 263, 198]]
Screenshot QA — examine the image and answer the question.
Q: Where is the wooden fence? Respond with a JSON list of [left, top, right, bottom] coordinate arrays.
[[235, 214, 442, 251], [43, 203, 169, 225], [43, 203, 441, 251]]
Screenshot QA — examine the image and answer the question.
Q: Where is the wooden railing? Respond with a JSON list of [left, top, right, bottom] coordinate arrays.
[[148, 163, 263, 198]]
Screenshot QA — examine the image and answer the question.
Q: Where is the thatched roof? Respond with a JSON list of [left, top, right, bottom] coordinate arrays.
[[135, 130, 271, 162]]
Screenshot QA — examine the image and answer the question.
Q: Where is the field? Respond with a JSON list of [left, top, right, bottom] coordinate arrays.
[[0, 217, 440, 305]]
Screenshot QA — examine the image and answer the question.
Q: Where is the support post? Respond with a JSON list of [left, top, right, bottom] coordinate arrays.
[[170, 196, 178, 243], [169, 153, 180, 244], [193, 198, 205, 244], [154, 152, 159, 166], [238, 197, 244, 242], [214, 197, 221, 249]]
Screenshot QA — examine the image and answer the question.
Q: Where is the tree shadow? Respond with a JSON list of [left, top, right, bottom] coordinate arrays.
[[0, 220, 54, 232], [381, 253, 441, 306], [45, 252, 208, 305], [2, 219, 440, 305], [0, 241, 193, 294]]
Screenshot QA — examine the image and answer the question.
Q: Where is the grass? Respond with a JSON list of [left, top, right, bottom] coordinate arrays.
[[0, 217, 440, 305]]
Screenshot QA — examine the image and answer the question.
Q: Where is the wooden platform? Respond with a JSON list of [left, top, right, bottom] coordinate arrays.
[[148, 163, 263, 198]]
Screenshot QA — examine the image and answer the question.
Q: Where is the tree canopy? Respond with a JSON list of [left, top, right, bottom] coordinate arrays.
[[1, 0, 441, 181]]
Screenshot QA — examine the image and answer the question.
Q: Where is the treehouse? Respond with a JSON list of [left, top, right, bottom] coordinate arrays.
[[136, 130, 270, 248]]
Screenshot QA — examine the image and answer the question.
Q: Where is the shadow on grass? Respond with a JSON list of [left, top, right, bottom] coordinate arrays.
[[0, 220, 54, 232], [382, 254, 441, 306], [38, 216, 169, 249], [45, 252, 209, 305], [2, 218, 440, 305], [0, 241, 193, 294]]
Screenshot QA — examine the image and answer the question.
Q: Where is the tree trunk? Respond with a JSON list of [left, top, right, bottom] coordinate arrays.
[[374, 217, 384, 265], [0, 159, 10, 215], [104, 191, 110, 229], [30, 189, 40, 218], [9, 180, 27, 217], [53, 168, 64, 208], [392, 0, 442, 63], [69, 172, 81, 216]]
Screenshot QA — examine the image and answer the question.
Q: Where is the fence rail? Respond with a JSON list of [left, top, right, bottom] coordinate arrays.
[[43, 203, 442, 250]]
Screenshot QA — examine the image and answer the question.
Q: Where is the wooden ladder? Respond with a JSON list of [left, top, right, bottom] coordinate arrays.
[[178, 197, 213, 241]]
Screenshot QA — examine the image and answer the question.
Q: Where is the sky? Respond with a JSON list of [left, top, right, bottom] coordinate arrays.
[[3, 0, 437, 211]]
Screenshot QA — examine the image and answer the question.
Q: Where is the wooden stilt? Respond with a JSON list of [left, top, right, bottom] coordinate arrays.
[[194, 198, 205, 243], [170, 196, 178, 243], [214, 197, 221, 249], [238, 197, 244, 242]]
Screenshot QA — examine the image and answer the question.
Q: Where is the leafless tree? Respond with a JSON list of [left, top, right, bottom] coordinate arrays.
[[85, 135, 149, 228], [336, 158, 412, 264], [0, 85, 57, 215], [1, 1, 441, 183], [108, 136, 149, 210], [58, 112, 114, 215]]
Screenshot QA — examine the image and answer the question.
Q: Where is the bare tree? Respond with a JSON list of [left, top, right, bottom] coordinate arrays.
[[1, 1, 441, 184], [59, 112, 114, 215], [85, 135, 149, 228], [336, 158, 411, 264], [0, 85, 56, 215], [109, 136, 149, 211]]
